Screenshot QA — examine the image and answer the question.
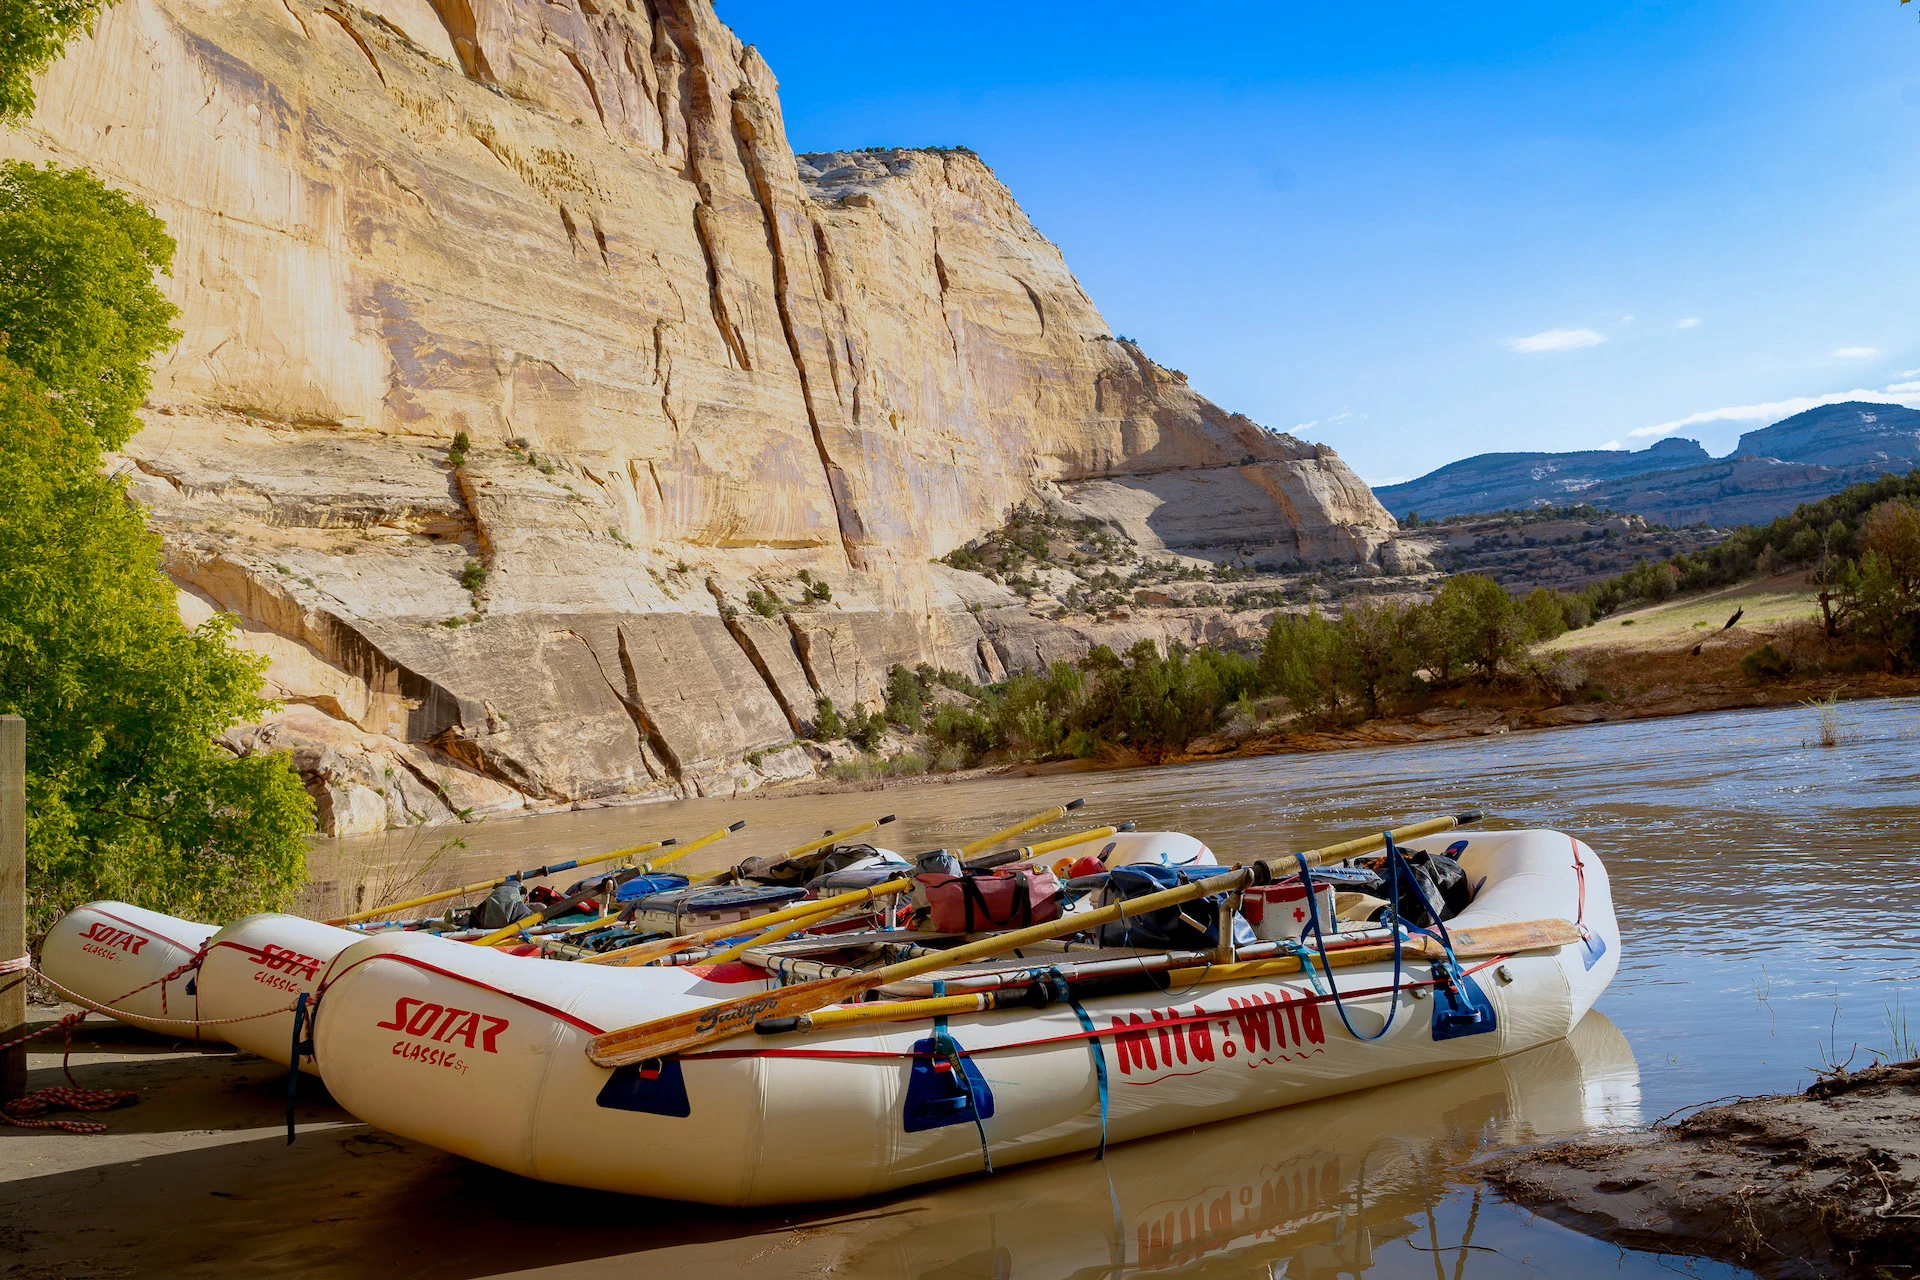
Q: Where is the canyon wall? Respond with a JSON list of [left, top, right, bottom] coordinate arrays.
[[5, 0, 1395, 830]]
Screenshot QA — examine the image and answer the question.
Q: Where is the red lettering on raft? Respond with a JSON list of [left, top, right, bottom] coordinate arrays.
[[377, 997, 510, 1053], [80, 922, 149, 955]]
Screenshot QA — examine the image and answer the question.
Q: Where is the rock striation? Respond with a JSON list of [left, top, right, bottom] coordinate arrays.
[[5, 0, 1395, 830]]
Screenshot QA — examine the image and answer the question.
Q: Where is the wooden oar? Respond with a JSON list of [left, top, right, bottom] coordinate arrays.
[[325, 835, 680, 926], [960, 798, 1084, 857], [586, 811, 1480, 1066], [583, 821, 1130, 969], [467, 820, 745, 947], [763, 917, 1576, 1034]]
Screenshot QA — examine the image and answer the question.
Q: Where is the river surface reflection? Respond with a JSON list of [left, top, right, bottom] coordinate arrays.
[[317, 696, 1920, 1278]]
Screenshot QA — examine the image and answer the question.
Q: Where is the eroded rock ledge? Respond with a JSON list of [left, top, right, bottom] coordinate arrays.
[[1487, 1063, 1920, 1280]]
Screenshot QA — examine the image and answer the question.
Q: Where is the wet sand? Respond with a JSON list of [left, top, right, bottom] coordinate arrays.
[[1489, 1062, 1920, 1280]]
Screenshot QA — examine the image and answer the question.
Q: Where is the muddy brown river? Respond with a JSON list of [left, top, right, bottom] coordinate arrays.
[[302, 698, 1920, 1277]]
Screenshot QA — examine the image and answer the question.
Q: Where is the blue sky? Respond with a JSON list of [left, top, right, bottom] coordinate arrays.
[[714, 1, 1920, 484]]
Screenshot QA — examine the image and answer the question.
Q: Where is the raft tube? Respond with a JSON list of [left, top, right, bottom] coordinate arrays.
[[310, 828, 1620, 1206], [38, 906, 772, 1071], [38, 902, 223, 1040]]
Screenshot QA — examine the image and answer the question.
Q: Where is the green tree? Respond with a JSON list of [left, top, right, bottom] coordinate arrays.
[[883, 663, 925, 732], [1259, 610, 1343, 724], [0, 360, 311, 934], [0, 0, 107, 121], [1335, 599, 1415, 720], [1433, 574, 1521, 682], [811, 696, 845, 740], [1519, 586, 1570, 644], [0, 160, 180, 448]]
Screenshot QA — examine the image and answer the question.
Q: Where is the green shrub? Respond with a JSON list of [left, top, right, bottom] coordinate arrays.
[[448, 430, 470, 468], [0, 359, 311, 935], [848, 703, 887, 751], [459, 560, 488, 593], [745, 586, 780, 618], [812, 696, 844, 740], [883, 663, 925, 732], [1740, 643, 1795, 683]]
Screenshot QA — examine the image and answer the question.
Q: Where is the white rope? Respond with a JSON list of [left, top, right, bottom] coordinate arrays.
[[32, 967, 298, 1029], [0, 955, 30, 976]]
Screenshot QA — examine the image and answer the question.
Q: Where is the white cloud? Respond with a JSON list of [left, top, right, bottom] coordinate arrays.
[[1504, 328, 1606, 354], [1629, 389, 1920, 440], [1833, 346, 1880, 359], [1600, 440, 1624, 450], [1366, 476, 1411, 488], [1676, 317, 1702, 329], [1889, 381, 1920, 394], [1900, 368, 1920, 378], [1620, 315, 1635, 326]]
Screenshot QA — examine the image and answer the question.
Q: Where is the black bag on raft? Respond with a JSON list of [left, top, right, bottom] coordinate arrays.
[[1383, 850, 1472, 927], [470, 882, 532, 930], [1094, 865, 1255, 951]]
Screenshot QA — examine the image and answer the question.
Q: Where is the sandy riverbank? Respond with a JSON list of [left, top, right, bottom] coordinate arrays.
[[1487, 1062, 1920, 1280]]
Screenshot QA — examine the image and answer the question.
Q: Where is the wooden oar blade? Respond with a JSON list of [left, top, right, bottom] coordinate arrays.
[[1447, 918, 1582, 957], [588, 974, 860, 1066]]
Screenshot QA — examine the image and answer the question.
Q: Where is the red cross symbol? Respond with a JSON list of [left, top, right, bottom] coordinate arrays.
[[1293, 907, 1307, 923]]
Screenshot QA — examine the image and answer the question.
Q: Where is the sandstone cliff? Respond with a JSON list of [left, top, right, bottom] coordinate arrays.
[[6, 0, 1395, 831]]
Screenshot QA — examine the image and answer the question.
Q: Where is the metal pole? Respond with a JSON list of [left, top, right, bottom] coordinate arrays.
[[1, 715, 26, 1099]]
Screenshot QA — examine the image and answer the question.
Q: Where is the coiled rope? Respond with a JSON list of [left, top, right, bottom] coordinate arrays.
[[0, 949, 297, 1134]]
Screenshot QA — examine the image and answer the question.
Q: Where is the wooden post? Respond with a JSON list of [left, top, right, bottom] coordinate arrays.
[[1, 715, 25, 1100]]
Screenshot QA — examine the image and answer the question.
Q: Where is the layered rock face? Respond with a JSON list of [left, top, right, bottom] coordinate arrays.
[[6, 0, 1394, 830]]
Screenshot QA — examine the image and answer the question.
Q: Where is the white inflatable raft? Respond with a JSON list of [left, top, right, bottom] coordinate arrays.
[[37, 905, 761, 1072], [309, 828, 1619, 1205], [34, 831, 1222, 1069]]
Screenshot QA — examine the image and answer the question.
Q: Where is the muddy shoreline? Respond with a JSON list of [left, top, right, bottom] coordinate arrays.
[[1487, 1062, 1920, 1280]]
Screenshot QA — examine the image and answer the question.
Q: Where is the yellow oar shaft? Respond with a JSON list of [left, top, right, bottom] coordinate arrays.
[[469, 821, 744, 947], [959, 798, 1084, 857], [326, 838, 674, 925], [584, 820, 1123, 968]]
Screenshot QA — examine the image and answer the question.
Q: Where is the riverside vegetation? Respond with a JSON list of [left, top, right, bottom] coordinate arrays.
[[809, 473, 1920, 779], [0, 4, 312, 937]]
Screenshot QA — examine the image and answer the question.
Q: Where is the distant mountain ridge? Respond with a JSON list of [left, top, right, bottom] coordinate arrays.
[[1376, 401, 1920, 527]]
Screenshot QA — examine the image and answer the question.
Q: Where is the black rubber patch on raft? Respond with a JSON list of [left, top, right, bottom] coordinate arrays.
[[596, 1057, 692, 1118]]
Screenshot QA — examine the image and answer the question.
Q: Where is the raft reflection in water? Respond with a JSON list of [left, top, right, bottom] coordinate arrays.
[[848, 1011, 1639, 1279]]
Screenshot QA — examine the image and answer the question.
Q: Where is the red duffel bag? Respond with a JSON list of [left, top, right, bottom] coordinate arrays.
[[914, 866, 1062, 934]]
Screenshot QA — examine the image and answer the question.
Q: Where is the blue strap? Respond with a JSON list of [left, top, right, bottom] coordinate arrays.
[[1058, 970, 1108, 1160], [1278, 938, 1327, 995], [931, 981, 993, 1174], [1295, 836, 1405, 1043]]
